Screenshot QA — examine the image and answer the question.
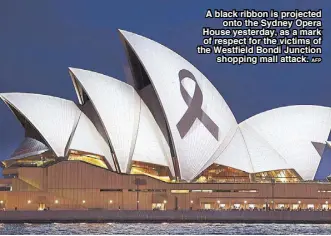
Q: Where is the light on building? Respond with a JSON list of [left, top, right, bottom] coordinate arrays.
[[244, 200, 247, 204], [326, 201, 328, 204], [109, 200, 113, 204], [82, 200, 86, 204], [190, 200, 193, 204], [137, 200, 139, 203], [298, 201, 301, 204], [163, 200, 167, 204], [217, 200, 221, 204], [0, 201, 3, 204], [27, 200, 31, 204], [54, 200, 59, 204]]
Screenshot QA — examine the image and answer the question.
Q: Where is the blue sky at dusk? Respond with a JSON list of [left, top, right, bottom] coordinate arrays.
[[0, 0, 330, 173]]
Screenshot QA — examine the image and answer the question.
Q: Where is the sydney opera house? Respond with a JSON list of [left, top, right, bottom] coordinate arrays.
[[0, 30, 331, 211]]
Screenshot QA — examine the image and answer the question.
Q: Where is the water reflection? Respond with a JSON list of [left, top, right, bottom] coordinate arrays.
[[0, 223, 330, 235]]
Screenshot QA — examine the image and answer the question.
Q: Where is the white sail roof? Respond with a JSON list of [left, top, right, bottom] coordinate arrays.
[[69, 112, 115, 170], [215, 105, 331, 180], [2, 31, 331, 183], [10, 137, 49, 160], [0, 93, 81, 157], [69, 68, 140, 173], [243, 105, 331, 180], [69, 68, 174, 175], [132, 100, 174, 174], [119, 30, 238, 181]]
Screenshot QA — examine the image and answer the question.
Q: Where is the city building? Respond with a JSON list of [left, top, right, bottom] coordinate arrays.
[[0, 30, 330, 211]]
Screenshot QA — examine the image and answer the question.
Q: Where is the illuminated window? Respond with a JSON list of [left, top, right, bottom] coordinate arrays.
[[237, 190, 258, 193], [130, 161, 172, 182], [171, 190, 189, 194], [195, 164, 250, 183], [4, 151, 56, 168], [172, 189, 259, 193], [219, 204, 226, 209], [253, 169, 301, 183], [322, 204, 329, 210], [152, 203, 165, 210], [277, 204, 285, 209], [68, 150, 108, 169], [191, 190, 213, 193], [307, 204, 314, 209], [318, 190, 331, 193], [233, 204, 241, 209]]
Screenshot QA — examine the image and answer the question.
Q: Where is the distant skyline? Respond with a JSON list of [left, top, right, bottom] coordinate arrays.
[[0, 0, 330, 161]]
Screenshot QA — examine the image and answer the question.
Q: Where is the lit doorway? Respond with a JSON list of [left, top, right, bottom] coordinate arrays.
[[307, 204, 314, 210], [203, 203, 211, 209], [38, 203, 45, 211], [233, 203, 241, 210], [0, 200, 5, 210], [152, 203, 165, 210], [218, 203, 226, 210]]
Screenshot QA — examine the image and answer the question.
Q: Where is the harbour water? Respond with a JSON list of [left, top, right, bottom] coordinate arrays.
[[0, 223, 331, 235]]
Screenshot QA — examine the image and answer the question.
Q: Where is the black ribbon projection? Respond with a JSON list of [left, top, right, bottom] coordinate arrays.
[[176, 69, 219, 141]]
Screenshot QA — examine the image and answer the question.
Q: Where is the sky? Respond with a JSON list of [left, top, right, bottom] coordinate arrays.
[[0, 0, 330, 164]]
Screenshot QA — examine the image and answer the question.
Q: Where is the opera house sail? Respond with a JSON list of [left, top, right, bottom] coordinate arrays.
[[0, 30, 331, 211]]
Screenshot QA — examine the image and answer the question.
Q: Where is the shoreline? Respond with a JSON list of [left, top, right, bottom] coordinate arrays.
[[0, 210, 330, 224]]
